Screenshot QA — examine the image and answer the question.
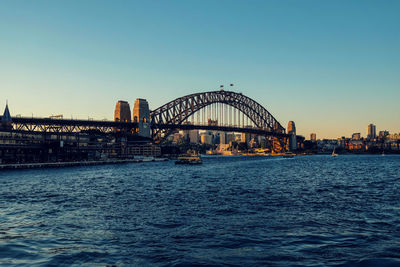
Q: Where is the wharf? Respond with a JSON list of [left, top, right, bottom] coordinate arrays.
[[0, 158, 168, 170]]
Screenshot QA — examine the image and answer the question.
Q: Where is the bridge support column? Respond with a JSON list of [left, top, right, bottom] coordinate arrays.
[[133, 99, 150, 138]]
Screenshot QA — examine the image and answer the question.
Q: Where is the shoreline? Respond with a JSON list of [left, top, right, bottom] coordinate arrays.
[[0, 158, 168, 170]]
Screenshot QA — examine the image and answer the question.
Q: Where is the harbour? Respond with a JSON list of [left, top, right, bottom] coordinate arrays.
[[1, 1, 399, 266], [1, 155, 399, 266]]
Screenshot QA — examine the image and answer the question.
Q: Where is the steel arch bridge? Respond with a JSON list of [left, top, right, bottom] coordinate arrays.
[[150, 90, 286, 143]]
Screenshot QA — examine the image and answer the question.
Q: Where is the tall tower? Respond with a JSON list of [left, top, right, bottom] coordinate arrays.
[[287, 121, 297, 151], [287, 121, 296, 135], [114, 100, 131, 122], [310, 133, 316, 142], [367, 124, 376, 139], [133, 98, 150, 138]]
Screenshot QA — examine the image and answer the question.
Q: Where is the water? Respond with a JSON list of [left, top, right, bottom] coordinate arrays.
[[1, 155, 400, 266]]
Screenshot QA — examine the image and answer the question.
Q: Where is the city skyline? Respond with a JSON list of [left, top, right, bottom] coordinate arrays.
[[1, 0, 399, 139]]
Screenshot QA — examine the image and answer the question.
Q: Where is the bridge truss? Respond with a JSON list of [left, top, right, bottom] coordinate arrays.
[[150, 90, 286, 142], [10, 117, 137, 134]]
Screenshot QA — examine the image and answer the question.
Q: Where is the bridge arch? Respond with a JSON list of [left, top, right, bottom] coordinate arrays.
[[150, 90, 285, 141]]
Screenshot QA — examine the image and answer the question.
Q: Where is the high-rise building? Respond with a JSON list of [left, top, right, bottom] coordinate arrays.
[[310, 133, 316, 142], [114, 100, 131, 122], [378, 130, 389, 139], [352, 133, 361, 140], [133, 99, 150, 138], [367, 124, 376, 139], [287, 121, 297, 151], [287, 121, 296, 135]]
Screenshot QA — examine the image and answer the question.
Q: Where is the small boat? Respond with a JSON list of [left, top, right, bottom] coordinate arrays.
[[332, 148, 338, 157], [175, 150, 202, 165], [283, 152, 295, 158], [381, 151, 385, 156]]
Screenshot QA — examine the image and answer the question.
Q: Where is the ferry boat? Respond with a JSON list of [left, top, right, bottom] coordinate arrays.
[[175, 150, 202, 165]]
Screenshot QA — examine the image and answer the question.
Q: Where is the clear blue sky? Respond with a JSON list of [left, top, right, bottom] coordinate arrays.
[[1, 0, 399, 138]]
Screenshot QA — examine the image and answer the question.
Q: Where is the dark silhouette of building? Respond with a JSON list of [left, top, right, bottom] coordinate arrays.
[[1, 102, 12, 130]]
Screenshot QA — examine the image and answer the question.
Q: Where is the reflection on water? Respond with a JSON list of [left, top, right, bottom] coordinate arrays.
[[1, 155, 400, 266]]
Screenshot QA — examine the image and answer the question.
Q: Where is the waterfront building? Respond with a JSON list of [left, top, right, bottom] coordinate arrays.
[[249, 138, 258, 148], [367, 124, 376, 139], [258, 136, 267, 148], [127, 143, 161, 157], [189, 130, 199, 143], [388, 133, 400, 140], [348, 140, 365, 151], [241, 133, 251, 144], [310, 133, 316, 142], [114, 100, 131, 122], [172, 132, 183, 144], [133, 99, 150, 138], [200, 132, 213, 145], [234, 133, 242, 142], [337, 137, 346, 148], [220, 132, 227, 144], [352, 133, 361, 140], [1, 103, 12, 130], [287, 121, 297, 151]]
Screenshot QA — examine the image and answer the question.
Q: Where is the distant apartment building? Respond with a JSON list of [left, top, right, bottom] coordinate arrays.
[[189, 130, 199, 143], [226, 133, 236, 144], [219, 132, 227, 144], [337, 136, 347, 148], [367, 124, 376, 139], [200, 132, 213, 145], [310, 133, 316, 142], [352, 133, 361, 140], [378, 130, 389, 139], [348, 140, 365, 151], [173, 132, 183, 143], [388, 133, 400, 140], [241, 132, 251, 144]]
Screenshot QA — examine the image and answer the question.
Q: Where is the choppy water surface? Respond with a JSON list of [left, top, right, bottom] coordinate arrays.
[[1, 155, 400, 266]]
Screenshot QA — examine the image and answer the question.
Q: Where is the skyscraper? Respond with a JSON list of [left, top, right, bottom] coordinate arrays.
[[310, 133, 316, 142], [367, 124, 376, 139], [287, 121, 297, 151], [287, 121, 296, 135]]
